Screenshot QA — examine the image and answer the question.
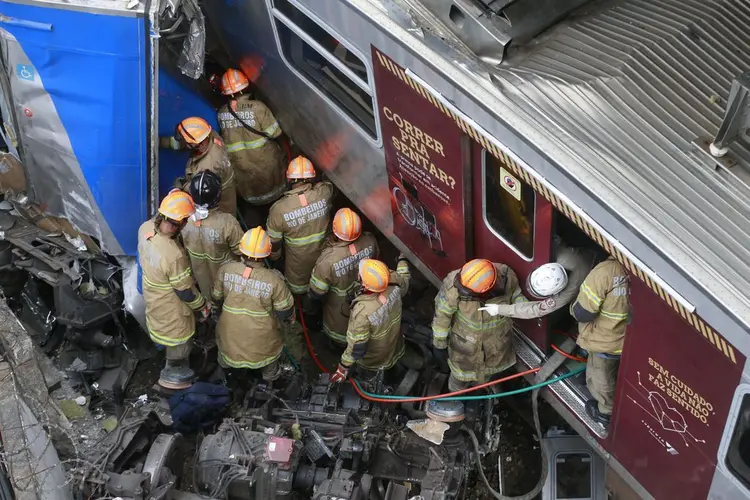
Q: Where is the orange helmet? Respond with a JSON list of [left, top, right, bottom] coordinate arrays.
[[286, 156, 316, 180], [332, 208, 362, 242], [359, 259, 390, 293], [158, 190, 195, 222], [459, 259, 497, 294], [220, 68, 250, 95], [176, 117, 211, 145], [240, 226, 272, 258]]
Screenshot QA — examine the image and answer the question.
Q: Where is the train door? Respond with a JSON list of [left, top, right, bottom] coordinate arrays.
[[472, 145, 553, 351]]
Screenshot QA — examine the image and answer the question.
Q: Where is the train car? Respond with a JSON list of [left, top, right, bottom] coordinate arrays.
[[206, 0, 750, 498]]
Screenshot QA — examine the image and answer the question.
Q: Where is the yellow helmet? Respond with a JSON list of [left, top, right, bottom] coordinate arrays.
[[240, 226, 272, 258], [158, 190, 195, 222], [459, 259, 497, 294], [286, 156, 316, 180], [332, 208, 362, 242], [359, 259, 390, 293]]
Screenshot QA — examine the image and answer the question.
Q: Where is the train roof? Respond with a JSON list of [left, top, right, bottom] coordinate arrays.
[[363, 0, 750, 336]]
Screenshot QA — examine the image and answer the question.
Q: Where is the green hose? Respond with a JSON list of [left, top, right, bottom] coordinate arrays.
[[352, 366, 585, 401], [283, 346, 300, 370]]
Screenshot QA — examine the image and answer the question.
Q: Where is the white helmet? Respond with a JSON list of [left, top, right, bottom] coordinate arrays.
[[526, 263, 568, 299]]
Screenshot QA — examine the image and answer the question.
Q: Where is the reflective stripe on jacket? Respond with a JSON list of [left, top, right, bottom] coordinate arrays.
[[309, 233, 379, 343], [266, 181, 334, 293], [212, 260, 294, 369], [137, 220, 204, 346], [183, 132, 237, 216]]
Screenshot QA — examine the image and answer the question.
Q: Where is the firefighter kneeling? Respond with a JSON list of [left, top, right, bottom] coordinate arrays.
[[211, 227, 295, 382], [330, 257, 410, 384]]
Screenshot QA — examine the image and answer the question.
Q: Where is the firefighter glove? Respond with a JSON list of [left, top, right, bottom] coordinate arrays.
[[478, 304, 501, 316], [330, 364, 349, 383]]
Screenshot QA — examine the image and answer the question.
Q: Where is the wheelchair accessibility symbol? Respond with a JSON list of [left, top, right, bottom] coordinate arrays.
[[16, 64, 34, 81]]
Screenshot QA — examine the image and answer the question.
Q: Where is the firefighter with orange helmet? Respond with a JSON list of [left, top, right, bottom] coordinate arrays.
[[182, 170, 245, 300], [162, 116, 237, 216], [431, 259, 528, 392], [137, 190, 210, 389], [211, 227, 295, 381], [330, 257, 410, 384], [309, 208, 379, 345], [266, 156, 334, 305], [217, 68, 287, 208]]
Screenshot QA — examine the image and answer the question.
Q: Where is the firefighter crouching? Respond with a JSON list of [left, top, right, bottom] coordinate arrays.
[[309, 208, 379, 346], [137, 191, 210, 390], [330, 257, 411, 384], [211, 226, 295, 382], [217, 68, 287, 209], [163, 116, 237, 216], [182, 171, 244, 300], [432, 259, 527, 392], [266, 156, 334, 307], [571, 257, 629, 426]]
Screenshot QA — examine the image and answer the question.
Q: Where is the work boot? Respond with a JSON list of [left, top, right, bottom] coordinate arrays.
[[585, 399, 611, 426], [158, 359, 195, 390]]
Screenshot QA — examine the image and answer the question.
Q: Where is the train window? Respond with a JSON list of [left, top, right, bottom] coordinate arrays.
[[555, 452, 592, 499], [483, 150, 535, 259], [726, 394, 750, 489], [270, 0, 377, 138]]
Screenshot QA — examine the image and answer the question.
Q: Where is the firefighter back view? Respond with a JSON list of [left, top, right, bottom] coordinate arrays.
[[331, 257, 411, 385], [266, 156, 334, 305], [211, 227, 295, 382], [171, 117, 237, 216], [570, 257, 630, 426], [137, 191, 210, 390], [432, 259, 527, 392], [309, 208, 379, 345], [182, 170, 244, 300], [217, 69, 287, 210]]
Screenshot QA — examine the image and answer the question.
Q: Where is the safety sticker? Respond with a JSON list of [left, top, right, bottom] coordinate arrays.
[[16, 64, 34, 81], [500, 167, 521, 201]]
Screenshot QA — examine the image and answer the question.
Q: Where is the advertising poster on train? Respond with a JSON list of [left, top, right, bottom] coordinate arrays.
[[610, 278, 745, 500], [371, 46, 465, 278]]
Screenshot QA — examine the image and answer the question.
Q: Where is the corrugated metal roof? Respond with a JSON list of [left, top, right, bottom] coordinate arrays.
[[483, 0, 750, 326]]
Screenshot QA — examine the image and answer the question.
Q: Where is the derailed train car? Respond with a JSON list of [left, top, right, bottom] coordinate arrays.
[[0, 0, 748, 498]]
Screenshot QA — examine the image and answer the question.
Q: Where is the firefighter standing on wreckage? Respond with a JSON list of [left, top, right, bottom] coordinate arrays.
[[309, 208, 379, 346], [137, 190, 211, 390], [330, 257, 411, 384], [161, 117, 237, 216], [266, 156, 334, 312], [431, 258, 528, 392], [216, 68, 288, 217], [211, 226, 295, 382], [181, 171, 245, 301]]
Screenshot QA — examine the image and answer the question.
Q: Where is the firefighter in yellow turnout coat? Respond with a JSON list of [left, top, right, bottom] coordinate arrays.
[[309, 208, 379, 345], [571, 257, 630, 425], [212, 227, 295, 381], [432, 259, 527, 392], [331, 258, 410, 384], [137, 191, 210, 389], [181, 171, 244, 300], [217, 69, 287, 206], [266, 156, 334, 299]]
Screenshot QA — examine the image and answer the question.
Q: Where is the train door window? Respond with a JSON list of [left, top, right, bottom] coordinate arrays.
[[270, 0, 377, 139], [555, 452, 593, 499], [483, 150, 535, 259], [725, 394, 750, 489]]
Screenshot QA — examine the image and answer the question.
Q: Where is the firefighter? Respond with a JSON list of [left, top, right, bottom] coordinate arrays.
[[309, 208, 379, 345], [570, 257, 629, 425], [478, 238, 598, 320], [266, 156, 334, 306], [330, 257, 411, 384], [217, 68, 287, 210], [431, 259, 527, 392], [211, 226, 295, 381], [163, 117, 237, 216], [182, 170, 244, 300], [137, 190, 210, 390]]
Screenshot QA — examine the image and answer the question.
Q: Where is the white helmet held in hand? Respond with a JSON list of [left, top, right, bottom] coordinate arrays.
[[527, 263, 568, 299]]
